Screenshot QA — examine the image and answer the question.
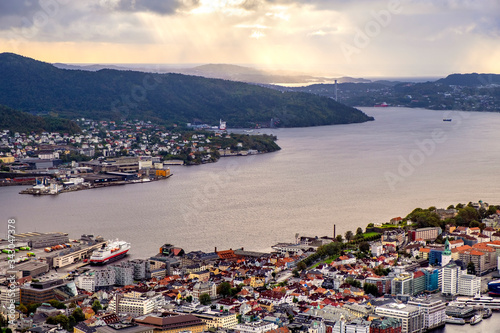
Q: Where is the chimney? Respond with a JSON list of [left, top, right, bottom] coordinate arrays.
[[215, 247, 217, 253], [333, 224, 336, 239]]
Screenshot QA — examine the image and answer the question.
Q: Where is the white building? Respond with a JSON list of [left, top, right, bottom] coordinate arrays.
[[370, 242, 384, 257], [375, 303, 424, 333], [234, 321, 277, 333], [441, 261, 460, 296], [407, 298, 446, 330], [108, 292, 165, 316], [75, 269, 116, 292], [458, 274, 481, 296]]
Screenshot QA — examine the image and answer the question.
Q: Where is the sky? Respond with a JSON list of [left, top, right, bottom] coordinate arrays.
[[1, 0, 500, 77]]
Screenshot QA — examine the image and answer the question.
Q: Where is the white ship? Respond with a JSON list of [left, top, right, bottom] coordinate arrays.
[[219, 119, 227, 130], [89, 239, 130, 265]]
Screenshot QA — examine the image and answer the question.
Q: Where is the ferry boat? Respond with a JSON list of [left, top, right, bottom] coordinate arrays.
[[445, 316, 466, 325], [443, 118, 452, 121], [89, 239, 130, 265], [455, 293, 500, 310], [374, 102, 389, 107], [470, 314, 482, 325], [482, 308, 492, 319]]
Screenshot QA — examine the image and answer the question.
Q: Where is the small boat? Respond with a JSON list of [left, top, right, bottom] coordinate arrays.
[[445, 316, 466, 325], [374, 102, 389, 107], [482, 308, 492, 319], [443, 118, 452, 121], [470, 314, 482, 325]]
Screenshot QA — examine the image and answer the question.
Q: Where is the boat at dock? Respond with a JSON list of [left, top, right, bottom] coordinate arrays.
[[470, 314, 482, 325], [89, 239, 130, 265], [445, 316, 466, 325], [482, 308, 492, 318]]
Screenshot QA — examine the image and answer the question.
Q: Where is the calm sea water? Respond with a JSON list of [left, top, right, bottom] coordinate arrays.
[[1, 107, 500, 260]]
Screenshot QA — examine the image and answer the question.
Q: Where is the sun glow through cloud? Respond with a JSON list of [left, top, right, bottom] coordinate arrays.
[[0, 0, 499, 76]]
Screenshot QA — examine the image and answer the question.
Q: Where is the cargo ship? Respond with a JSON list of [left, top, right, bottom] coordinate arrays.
[[89, 239, 130, 265]]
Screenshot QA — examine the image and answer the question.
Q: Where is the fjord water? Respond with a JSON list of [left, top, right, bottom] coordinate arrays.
[[1, 107, 500, 257]]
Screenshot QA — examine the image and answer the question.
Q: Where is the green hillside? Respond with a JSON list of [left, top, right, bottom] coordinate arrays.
[[0, 104, 81, 134], [0, 53, 373, 128]]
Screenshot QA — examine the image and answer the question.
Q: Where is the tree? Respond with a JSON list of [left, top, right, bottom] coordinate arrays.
[[345, 231, 354, 242], [5, 328, 12, 333], [49, 299, 66, 309], [199, 293, 211, 305], [27, 303, 41, 315], [185, 296, 193, 303], [91, 300, 103, 313], [17, 303, 28, 314], [359, 242, 370, 253], [336, 235, 343, 243], [72, 308, 85, 323], [467, 261, 476, 275], [217, 282, 232, 297], [363, 283, 379, 296], [356, 227, 363, 235], [46, 314, 70, 330], [297, 261, 307, 271]]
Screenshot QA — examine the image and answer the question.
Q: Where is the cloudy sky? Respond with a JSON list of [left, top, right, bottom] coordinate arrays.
[[1, 0, 500, 77]]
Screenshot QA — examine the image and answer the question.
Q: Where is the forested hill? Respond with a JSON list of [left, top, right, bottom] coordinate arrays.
[[0, 104, 81, 134], [0, 53, 373, 128]]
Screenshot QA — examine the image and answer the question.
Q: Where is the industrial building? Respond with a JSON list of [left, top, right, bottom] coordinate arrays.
[[51, 241, 106, 268], [12, 232, 69, 249], [6, 261, 49, 278], [20, 279, 78, 304]]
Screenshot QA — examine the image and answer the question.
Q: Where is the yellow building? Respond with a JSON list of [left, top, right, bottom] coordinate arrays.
[[250, 276, 265, 288], [0, 156, 14, 164], [189, 270, 210, 282], [193, 312, 238, 329]]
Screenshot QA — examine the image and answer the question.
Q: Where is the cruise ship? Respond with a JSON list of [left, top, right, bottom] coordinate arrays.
[[89, 239, 130, 265]]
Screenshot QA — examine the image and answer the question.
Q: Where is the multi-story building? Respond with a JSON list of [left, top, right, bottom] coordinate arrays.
[[408, 227, 441, 242], [108, 292, 165, 316], [112, 262, 134, 286], [234, 321, 278, 333], [412, 271, 425, 296], [75, 268, 116, 292], [370, 317, 401, 333], [442, 261, 460, 295], [375, 303, 424, 333], [192, 281, 217, 300], [392, 273, 413, 296], [365, 277, 391, 296], [135, 314, 206, 333], [458, 274, 481, 296], [420, 268, 439, 293], [192, 311, 238, 329], [407, 298, 445, 331]]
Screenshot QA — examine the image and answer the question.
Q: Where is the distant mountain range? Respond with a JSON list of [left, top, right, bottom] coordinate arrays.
[[0, 53, 373, 128], [52, 62, 371, 85]]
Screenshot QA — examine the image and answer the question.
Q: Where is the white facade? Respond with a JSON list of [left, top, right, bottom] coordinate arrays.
[[458, 274, 481, 296], [75, 269, 116, 292], [234, 321, 277, 333], [408, 299, 446, 330], [442, 262, 460, 296], [375, 304, 424, 333]]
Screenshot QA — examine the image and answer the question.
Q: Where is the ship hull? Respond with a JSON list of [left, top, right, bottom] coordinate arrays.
[[90, 249, 129, 265]]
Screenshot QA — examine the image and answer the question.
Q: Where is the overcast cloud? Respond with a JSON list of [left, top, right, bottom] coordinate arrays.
[[0, 0, 499, 76]]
